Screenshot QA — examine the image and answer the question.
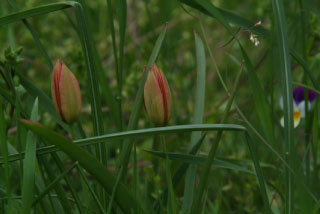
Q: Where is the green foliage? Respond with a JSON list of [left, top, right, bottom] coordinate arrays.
[[0, 0, 320, 213]]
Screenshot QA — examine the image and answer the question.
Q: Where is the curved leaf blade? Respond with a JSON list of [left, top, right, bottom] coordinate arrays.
[[19, 120, 144, 214]]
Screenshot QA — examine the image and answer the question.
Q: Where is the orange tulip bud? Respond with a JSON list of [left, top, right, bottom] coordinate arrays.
[[52, 60, 82, 124], [144, 65, 171, 126]]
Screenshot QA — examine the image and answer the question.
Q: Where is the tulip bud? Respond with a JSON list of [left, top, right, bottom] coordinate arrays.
[[144, 65, 171, 126], [52, 60, 82, 124]]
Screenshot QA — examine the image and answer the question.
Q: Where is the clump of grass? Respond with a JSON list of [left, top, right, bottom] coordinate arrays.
[[0, 0, 319, 213]]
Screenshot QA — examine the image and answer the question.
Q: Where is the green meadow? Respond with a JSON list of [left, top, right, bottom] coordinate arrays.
[[0, 0, 320, 213]]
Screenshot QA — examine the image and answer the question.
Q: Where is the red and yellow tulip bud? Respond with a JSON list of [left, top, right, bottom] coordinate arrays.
[[52, 60, 82, 124], [144, 64, 171, 126]]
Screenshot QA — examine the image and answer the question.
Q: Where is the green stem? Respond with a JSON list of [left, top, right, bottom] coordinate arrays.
[[161, 135, 176, 214], [0, 96, 10, 208], [133, 141, 137, 214], [69, 124, 76, 140]]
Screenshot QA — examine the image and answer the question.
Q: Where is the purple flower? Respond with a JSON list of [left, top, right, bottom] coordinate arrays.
[[293, 86, 317, 105]]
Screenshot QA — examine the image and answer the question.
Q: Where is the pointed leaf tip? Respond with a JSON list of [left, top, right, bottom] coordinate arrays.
[[18, 119, 38, 126]]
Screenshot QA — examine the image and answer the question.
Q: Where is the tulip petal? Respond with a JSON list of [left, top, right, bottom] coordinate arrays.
[[154, 66, 171, 125], [59, 63, 82, 124], [144, 66, 165, 126], [52, 60, 63, 119], [51, 60, 81, 124]]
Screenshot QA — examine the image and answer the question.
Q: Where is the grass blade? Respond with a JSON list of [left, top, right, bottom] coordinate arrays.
[[182, 31, 206, 214], [145, 150, 254, 175], [104, 0, 123, 131], [244, 132, 270, 213], [0, 2, 74, 26], [0, 96, 10, 210], [73, 3, 104, 137], [115, 0, 127, 129], [1, 124, 246, 164], [21, 98, 38, 214], [106, 0, 119, 82], [271, 0, 293, 212], [181, 0, 269, 37]]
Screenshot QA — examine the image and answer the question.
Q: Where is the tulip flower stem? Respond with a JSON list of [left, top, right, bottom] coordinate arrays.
[[161, 135, 177, 214], [152, 135, 160, 172], [69, 125, 76, 140], [133, 141, 138, 214]]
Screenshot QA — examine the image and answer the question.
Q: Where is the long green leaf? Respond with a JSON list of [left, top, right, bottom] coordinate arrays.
[[115, 0, 127, 130], [0, 2, 74, 26], [182, 31, 206, 214], [0, 96, 10, 208], [21, 98, 38, 214], [182, 0, 270, 37], [1, 124, 246, 164], [19, 120, 144, 214], [271, 0, 293, 212], [145, 150, 254, 175], [105, 0, 122, 130], [73, 3, 103, 137], [244, 132, 270, 213]]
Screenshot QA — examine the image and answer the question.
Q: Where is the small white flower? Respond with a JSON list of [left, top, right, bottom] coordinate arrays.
[[250, 34, 254, 41], [249, 33, 260, 46]]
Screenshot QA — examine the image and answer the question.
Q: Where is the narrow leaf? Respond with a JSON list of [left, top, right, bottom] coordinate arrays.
[[182, 31, 206, 214], [21, 98, 38, 214]]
